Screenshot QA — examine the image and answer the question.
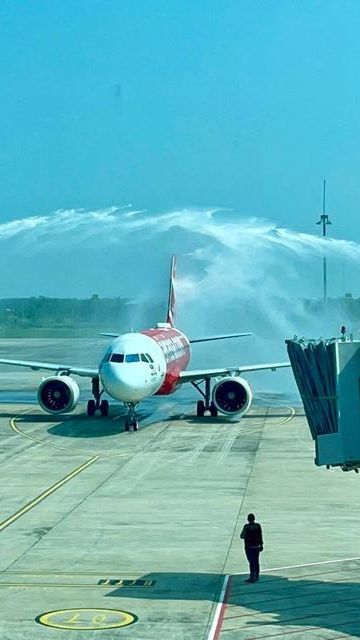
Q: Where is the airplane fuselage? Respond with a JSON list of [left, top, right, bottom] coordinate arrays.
[[99, 325, 191, 403]]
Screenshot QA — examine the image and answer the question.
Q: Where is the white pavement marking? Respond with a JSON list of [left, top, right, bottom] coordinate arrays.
[[207, 574, 230, 640], [186, 431, 214, 465], [217, 436, 237, 463], [232, 555, 360, 575], [207, 556, 360, 639]]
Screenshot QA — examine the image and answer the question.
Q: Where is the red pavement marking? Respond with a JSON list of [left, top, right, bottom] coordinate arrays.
[[213, 575, 233, 640], [214, 575, 360, 639]]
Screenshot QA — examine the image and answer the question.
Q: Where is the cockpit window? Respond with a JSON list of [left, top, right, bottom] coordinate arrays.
[[140, 353, 148, 362], [102, 351, 111, 363], [125, 353, 140, 363], [146, 353, 154, 363], [110, 353, 124, 363]]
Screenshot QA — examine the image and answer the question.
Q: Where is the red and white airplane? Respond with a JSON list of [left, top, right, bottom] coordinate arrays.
[[0, 257, 290, 430]]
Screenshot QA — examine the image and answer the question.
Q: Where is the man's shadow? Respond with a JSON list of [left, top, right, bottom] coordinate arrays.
[[103, 569, 360, 637]]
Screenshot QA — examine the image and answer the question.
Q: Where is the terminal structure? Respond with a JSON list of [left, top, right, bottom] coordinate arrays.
[[287, 336, 360, 472]]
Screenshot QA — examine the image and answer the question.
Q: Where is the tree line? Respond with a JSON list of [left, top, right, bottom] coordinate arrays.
[[0, 295, 165, 332]]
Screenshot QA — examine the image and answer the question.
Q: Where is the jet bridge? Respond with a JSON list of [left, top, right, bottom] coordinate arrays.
[[286, 337, 360, 472]]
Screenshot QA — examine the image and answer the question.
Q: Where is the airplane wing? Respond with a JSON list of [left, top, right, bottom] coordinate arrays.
[[99, 332, 253, 342], [178, 362, 291, 383], [189, 332, 251, 344], [0, 359, 99, 378], [99, 332, 119, 337]]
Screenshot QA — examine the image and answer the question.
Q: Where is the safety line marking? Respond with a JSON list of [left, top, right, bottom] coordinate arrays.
[[0, 456, 99, 532], [232, 555, 360, 575], [207, 575, 230, 640]]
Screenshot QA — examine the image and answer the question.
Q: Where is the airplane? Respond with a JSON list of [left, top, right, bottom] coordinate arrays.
[[0, 257, 290, 431]]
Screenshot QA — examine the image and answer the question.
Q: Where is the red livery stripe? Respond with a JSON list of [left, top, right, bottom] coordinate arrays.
[[142, 328, 190, 394]]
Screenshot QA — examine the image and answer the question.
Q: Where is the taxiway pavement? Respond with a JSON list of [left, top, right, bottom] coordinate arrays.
[[0, 400, 360, 639]]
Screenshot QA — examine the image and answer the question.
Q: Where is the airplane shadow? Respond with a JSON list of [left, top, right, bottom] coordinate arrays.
[[170, 414, 226, 425], [46, 409, 154, 438], [0, 411, 50, 421], [48, 419, 125, 438], [103, 570, 360, 637], [243, 413, 294, 419], [179, 415, 269, 426], [171, 411, 297, 426], [0, 408, 154, 438]]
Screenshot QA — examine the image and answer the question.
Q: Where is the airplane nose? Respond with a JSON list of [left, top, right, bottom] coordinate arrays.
[[100, 364, 147, 402]]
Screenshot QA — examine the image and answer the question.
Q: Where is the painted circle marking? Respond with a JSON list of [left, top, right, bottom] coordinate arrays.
[[35, 607, 137, 630]]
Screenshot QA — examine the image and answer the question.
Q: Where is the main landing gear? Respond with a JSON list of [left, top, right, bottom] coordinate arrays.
[[87, 377, 109, 417], [124, 403, 139, 431], [192, 378, 218, 417]]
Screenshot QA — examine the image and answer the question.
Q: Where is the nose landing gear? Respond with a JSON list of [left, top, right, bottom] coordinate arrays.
[[124, 403, 139, 431]]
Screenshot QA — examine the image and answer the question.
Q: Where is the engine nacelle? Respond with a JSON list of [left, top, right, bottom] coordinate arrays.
[[38, 375, 80, 414], [212, 376, 253, 416]]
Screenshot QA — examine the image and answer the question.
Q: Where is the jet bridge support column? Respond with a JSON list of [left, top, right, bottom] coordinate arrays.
[[286, 338, 360, 472]]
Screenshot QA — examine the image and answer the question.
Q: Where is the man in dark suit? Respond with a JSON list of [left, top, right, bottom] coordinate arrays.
[[240, 513, 263, 583]]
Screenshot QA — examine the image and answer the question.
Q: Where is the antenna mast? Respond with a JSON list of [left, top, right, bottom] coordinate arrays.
[[316, 179, 332, 304]]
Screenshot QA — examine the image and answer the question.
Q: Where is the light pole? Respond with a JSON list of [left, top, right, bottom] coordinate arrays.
[[316, 179, 332, 304]]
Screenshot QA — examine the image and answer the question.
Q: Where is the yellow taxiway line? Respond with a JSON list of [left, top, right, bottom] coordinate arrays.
[[0, 582, 120, 588], [9, 411, 128, 458], [0, 455, 99, 533]]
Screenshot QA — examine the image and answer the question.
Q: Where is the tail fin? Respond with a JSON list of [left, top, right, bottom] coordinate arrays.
[[166, 255, 176, 327]]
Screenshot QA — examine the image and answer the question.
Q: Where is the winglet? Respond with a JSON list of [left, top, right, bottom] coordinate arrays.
[[166, 255, 176, 327]]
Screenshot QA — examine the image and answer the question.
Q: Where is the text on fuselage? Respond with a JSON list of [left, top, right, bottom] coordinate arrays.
[[158, 336, 187, 362]]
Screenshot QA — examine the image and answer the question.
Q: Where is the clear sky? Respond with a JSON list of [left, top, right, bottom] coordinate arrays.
[[0, 0, 360, 238]]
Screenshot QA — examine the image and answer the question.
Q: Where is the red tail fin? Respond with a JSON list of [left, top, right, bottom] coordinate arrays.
[[166, 255, 176, 327]]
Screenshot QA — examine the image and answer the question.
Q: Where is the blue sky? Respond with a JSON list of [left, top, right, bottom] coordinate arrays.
[[0, 0, 360, 238]]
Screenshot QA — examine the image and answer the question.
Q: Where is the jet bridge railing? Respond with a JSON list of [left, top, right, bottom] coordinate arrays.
[[286, 338, 360, 472]]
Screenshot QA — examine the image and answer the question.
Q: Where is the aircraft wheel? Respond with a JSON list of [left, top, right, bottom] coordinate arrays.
[[100, 399, 109, 416], [197, 400, 205, 417], [133, 421, 139, 431], [87, 399, 96, 416], [210, 402, 218, 418]]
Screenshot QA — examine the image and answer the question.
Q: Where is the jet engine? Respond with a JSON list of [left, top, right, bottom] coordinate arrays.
[[38, 375, 80, 414], [212, 376, 253, 416]]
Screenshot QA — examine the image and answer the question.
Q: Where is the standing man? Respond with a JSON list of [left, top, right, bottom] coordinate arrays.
[[240, 513, 263, 583]]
